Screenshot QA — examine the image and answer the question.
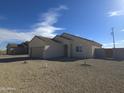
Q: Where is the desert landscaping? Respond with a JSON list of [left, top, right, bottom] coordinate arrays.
[[0, 0, 124, 93], [0, 56, 124, 93]]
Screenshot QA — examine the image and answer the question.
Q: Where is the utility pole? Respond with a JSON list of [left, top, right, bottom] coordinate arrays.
[[111, 27, 115, 48]]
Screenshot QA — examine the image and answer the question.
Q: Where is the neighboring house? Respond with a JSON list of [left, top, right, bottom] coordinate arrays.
[[7, 42, 29, 55], [29, 33, 102, 59]]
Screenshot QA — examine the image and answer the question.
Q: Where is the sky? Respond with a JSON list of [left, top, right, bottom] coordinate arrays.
[[0, 0, 124, 49]]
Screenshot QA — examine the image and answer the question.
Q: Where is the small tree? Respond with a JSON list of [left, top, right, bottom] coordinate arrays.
[[24, 60, 27, 64], [82, 56, 91, 66], [84, 56, 88, 65], [23, 58, 28, 64], [84, 57, 87, 65]]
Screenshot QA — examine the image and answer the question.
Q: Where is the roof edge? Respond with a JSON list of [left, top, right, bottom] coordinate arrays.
[[61, 32, 102, 46]]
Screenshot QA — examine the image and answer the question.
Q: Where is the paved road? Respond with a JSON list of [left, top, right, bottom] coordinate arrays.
[[0, 55, 29, 63], [0, 55, 29, 59]]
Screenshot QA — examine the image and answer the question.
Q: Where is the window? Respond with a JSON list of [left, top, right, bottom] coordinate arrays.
[[76, 46, 83, 52]]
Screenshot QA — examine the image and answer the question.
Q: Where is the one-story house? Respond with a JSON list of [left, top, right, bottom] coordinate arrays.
[[29, 33, 102, 59], [7, 41, 29, 55]]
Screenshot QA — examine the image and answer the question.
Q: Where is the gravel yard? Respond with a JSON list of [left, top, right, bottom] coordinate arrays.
[[0, 56, 124, 93]]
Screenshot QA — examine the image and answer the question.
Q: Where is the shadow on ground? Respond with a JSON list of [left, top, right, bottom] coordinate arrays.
[[81, 64, 92, 67], [1, 55, 123, 63], [94, 58, 124, 62], [46, 57, 82, 62], [0, 56, 82, 63], [0, 56, 30, 63]]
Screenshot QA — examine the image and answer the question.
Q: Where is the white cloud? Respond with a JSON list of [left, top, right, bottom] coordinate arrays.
[[0, 28, 32, 41], [103, 40, 124, 48], [108, 10, 124, 17], [0, 5, 67, 42]]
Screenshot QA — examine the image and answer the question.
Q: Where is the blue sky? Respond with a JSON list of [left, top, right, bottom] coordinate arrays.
[[0, 0, 124, 49]]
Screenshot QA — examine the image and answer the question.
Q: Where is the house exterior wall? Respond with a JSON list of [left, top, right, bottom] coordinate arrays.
[[43, 44, 64, 59], [61, 34, 101, 58], [54, 35, 101, 58], [29, 37, 46, 47], [29, 34, 102, 59], [54, 36, 71, 44], [54, 36, 72, 57], [29, 37, 46, 58], [71, 40, 101, 58], [29, 37, 64, 59], [30, 47, 44, 58], [92, 46, 101, 57]]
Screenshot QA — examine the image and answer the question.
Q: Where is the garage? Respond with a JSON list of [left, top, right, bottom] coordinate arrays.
[[29, 36, 65, 59], [30, 47, 44, 58]]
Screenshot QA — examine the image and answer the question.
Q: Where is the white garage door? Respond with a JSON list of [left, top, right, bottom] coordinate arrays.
[[30, 47, 44, 58]]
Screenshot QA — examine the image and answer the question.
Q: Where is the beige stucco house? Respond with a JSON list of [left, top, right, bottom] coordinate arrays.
[[29, 36, 64, 59], [29, 33, 102, 59]]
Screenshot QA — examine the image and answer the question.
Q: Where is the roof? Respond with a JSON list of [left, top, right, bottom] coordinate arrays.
[[61, 33, 102, 46], [53, 35, 72, 41], [36, 36, 54, 42], [60, 35, 73, 40], [7, 41, 29, 48], [31, 33, 102, 46], [35, 36, 62, 44], [18, 41, 29, 47]]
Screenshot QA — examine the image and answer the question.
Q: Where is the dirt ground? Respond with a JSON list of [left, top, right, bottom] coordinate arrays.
[[0, 56, 124, 93]]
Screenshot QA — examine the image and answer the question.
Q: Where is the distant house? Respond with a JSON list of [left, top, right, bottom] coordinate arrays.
[[6, 42, 28, 55], [29, 33, 102, 59]]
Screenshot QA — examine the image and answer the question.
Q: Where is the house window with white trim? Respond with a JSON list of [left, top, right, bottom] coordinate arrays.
[[76, 46, 83, 52]]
